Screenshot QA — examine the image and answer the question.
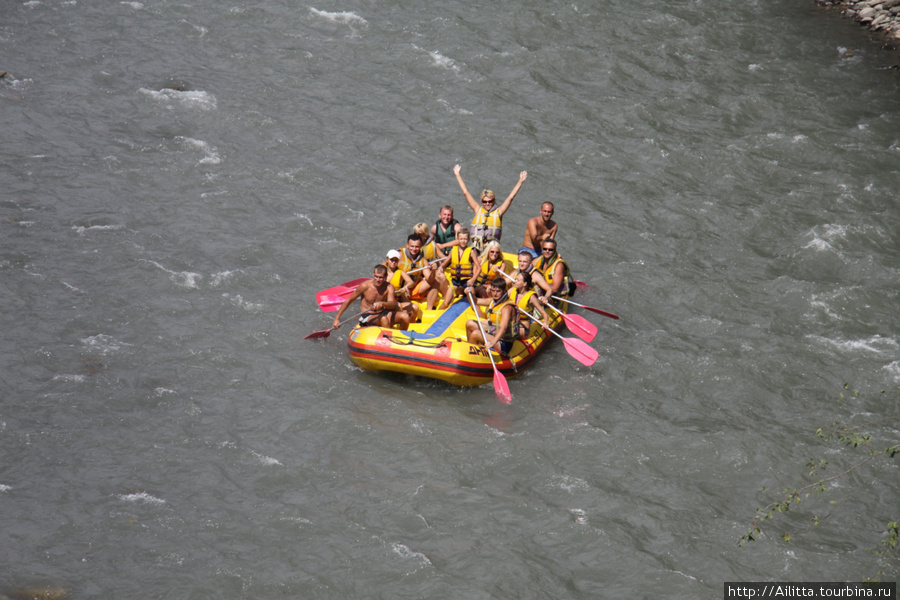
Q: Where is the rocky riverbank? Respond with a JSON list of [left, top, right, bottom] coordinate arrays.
[[818, 0, 900, 50]]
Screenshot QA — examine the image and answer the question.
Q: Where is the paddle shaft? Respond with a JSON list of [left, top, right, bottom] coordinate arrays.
[[467, 291, 512, 403], [551, 295, 619, 320], [304, 309, 371, 339]]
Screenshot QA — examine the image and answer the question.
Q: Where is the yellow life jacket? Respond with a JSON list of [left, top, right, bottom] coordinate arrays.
[[535, 252, 571, 297], [397, 248, 426, 281], [476, 258, 506, 287], [485, 294, 517, 341], [448, 246, 475, 282], [510, 288, 538, 326], [471, 207, 502, 241]]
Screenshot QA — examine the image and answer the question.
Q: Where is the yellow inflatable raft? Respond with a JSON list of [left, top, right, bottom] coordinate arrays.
[[347, 298, 568, 386], [347, 245, 572, 389]]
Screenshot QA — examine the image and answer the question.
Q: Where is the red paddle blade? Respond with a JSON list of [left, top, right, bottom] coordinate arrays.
[[318, 294, 346, 312], [304, 328, 332, 340], [561, 337, 599, 366], [340, 277, 369, 288], [561, 313, 597, 343], [493, 370, 512, 404], [317, 285, 352, 300]]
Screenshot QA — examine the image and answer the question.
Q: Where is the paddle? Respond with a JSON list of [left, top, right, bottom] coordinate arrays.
[[318, 294, 350, 313], [467, 291, 512, 404], [542, 303, 597, 343], [316, 280, 367, 309], [340, 277, 369, 288], [551, 295, 619, 320], [517, 308, 598, 367], [406, 257, 445, 275], [495, 270, 597, 343], [304, 309, 370, 340]]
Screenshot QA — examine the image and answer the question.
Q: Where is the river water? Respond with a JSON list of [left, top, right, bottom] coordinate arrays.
[[2, 0, 899, 597]]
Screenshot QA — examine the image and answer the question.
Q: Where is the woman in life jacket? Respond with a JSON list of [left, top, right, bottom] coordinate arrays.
[[509, 271, 551, 338], [453, 163, 528, 251], [468, 241, 510, 298]]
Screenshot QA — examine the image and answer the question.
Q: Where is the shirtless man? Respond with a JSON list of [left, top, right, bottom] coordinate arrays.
[[332, 264, 410, 330], [520, 202, 557, 259]]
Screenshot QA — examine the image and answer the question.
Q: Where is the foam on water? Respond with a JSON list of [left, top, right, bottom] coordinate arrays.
[[139, 88, 218, 111], [72, 224, 125, 235], [178, 137, 222, 165], [142, 260, 203, 289], [807, 334, 899, 355], [81, 334, 130, 355], [391, 543, 432, 567], [309, 8, 367, 25], [119, 492, 166, 505], [250, 451, 282, 466]]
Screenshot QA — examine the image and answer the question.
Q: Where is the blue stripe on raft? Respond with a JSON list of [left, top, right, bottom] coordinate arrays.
[[402, 299, 468, 340]]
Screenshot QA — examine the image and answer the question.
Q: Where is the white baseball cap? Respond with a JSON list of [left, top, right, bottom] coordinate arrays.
[[386, 249, 401, 260]]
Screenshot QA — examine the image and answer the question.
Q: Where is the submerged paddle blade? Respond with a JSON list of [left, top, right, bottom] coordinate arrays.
[[493, 370, 512, 404], [304, 328, 332, 340], [562, 337, 599, 367]]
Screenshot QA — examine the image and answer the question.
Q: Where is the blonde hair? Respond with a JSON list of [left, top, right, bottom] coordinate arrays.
[[484, 240, 502, 258], [481, 189, 496, 202], [413, 222, 429, 238]]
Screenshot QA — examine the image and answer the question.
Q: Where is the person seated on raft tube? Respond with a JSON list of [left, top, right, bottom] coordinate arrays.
[[332, 264, 411, 331], [453, 163, 527, 251], [430, 205, 462, 258], [466, 279, 518, 356], [412, 221, 450, 290], [520, 201, 558, 259], [466, 240, 511, 299], [382, 248, 401, 281], [412, 222, 435, 261], [509, 271, 551, 338], [437, 228, 481, 310], [510, 250, 548, 292], [533, 238, 575, 304], [395, 233, 442, 311]]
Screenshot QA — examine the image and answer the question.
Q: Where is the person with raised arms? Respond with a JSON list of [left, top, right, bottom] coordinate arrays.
[[520, 201, 558, 259], [466, 279, 518, 356], [332, 264, 410, 331], [437, 228, 480, 310], [453, 163, 527, 250]]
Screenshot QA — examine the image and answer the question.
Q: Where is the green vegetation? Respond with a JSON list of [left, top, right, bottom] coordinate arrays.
[[739, 385, 900, 580]]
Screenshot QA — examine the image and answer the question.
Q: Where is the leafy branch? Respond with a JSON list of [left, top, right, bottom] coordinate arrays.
[[739, 385, 900, 577]]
